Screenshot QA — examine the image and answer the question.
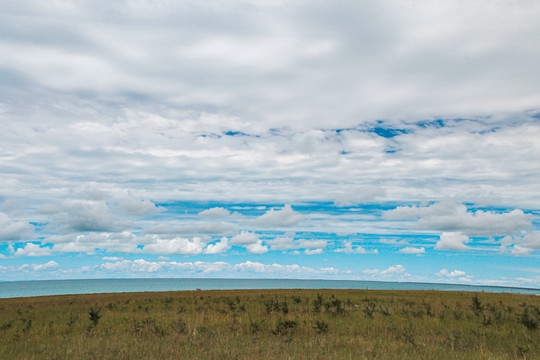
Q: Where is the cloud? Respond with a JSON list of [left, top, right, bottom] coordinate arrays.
[[266, 236, 296, 250], [19, 261, 59, 271], [51, 232, 140, 254], [144, 222, 236, 236], [254, 205, 303, 227], [94, 259, 342, 277], [436, 269, 467, 277], [0, 212, 33, 241], [117, 194, 162, 216], [246, 240, 268, 254], [398, 247, 425, 254], [304, 248, 323, 255], [246, 240, 268, 255], [497, 232, 539, 256], [335, 241, 378, 254], [143, 236, 204, 255], [204, 237, 230, 254], [230, 231, 259, 245], [102, 256, 123, 261], [234, 261, 337, 275], [520, 231, 540, 250], [380, 265, 406, 276], [435, 232, 469, 251], [40, 200, 129, 233], [266, 236, 328, 251], [511, 245, 533, 256], [14, 243, 52, 257], [1, 1, 540, 286], [199, 207, 231, 218], [384, 200, 531, 237], [334, 186, 386, 206], [364, 265, 406, 277]]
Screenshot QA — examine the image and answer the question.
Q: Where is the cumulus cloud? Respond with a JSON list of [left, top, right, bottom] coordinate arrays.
[[19, 261, 59, 271], [266, 236, 327, 251], [117, 194, 162, 216], [143, 236, 204, 255], [40, 200, 129, 233], [520, 231, 540, 250], [51, 232, 140, 254], [246, 240, 268, 254], [364, 265, 407, 277], [398, 247, 425, 255], [334, 186, 386, 206], [0, 212, 33, 241], [435, 232, 469, 251], [304, 248, 323, 255], [384, 200, 531, 237], [199, 207, 231, 218], [95, 259, 342, 277], [497, 232, 539, 256], [230, 231, 259, 245], [335, 241, 378, 254], [102, 256, 123, 261], [234, 261, 337, 275], [204, 237, 230, 254], [254, 205, 303, 227], [437, 269, 467, 277], [14, 243, 52, 257], [511, 245, 532, 256], [144, 222, 236, 236]]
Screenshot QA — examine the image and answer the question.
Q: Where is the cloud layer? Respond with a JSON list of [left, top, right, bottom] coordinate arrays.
[[0, 1, 539, 288]]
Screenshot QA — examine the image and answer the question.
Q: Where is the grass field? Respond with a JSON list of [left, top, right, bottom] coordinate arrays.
[[0, 289, 538, 359]]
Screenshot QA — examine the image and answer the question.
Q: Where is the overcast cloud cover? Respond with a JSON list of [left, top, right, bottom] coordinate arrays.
[[0, 0, 539, 288]]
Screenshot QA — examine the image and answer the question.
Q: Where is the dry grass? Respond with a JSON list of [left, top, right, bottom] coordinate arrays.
[[0, 289, 538, 359]]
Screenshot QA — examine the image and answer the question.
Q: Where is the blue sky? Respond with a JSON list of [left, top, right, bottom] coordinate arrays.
[[0, 1, 539, 287]]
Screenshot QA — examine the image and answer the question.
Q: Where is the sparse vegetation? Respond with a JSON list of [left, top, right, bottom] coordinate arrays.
[[0, 289, 538, 359]]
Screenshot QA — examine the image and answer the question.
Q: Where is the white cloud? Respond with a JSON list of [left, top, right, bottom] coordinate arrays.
[[117, 194, 162, 216], [254, 205, 303, 227], [234, 261, 336, 276], [364, 265, 407, 277], [267, 236, 328, 251], [143, 236, 204, 255], [305, 248, 323, 255], [0, 212, 33, 241], [381, 265, 406, 276], [384, 200, 531, 237], [14, 243, 52, 257], [334, 186, 386, 206], [199, 207, 231, 218], [245, 240, 268, 254], [102, 256, 123, 261], [51, 232, 140, 254], [266, 236, 296, 250], [19, 261, 59, 271], [437, 269, 467, 277], [204, 237, 230, 254], [435, 232, 469, 251], [40, 200, 129, 233], [335, 241, 378, 254], [511, 245, 532, 256], [398, 247, 425, 255], [230, 231, 259, 245], [144, 222, 236, 236], [520, 231, 540, 250]]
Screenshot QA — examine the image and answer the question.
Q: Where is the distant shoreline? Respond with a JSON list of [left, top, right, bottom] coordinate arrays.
[[1, 278, 538, 299]]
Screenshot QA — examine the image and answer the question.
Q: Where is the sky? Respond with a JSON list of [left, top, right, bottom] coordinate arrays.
[[0, 0, 539, 288]]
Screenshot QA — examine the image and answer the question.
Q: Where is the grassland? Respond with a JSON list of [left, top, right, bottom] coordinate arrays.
[[0, 289, 538, 359]]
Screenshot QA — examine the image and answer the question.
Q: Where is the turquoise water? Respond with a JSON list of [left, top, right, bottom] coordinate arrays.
[[0, 278, 538, 298]]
